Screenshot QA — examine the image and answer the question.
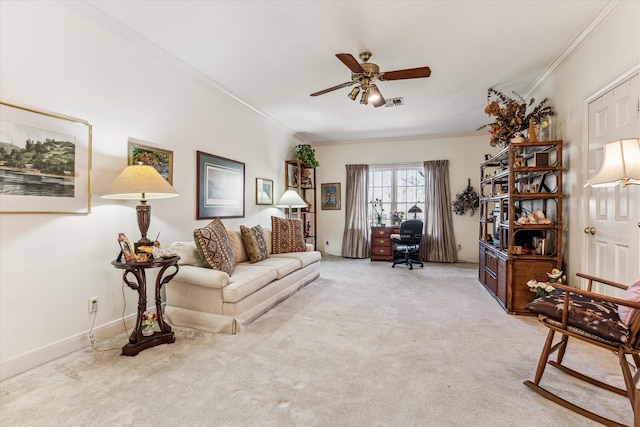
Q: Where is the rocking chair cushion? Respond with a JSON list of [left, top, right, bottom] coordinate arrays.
[[525, 292, 630, 344]]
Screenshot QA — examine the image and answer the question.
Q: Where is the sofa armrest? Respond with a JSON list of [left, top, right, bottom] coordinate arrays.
[[305, 243, 314, 252], [175, 265, 230, 289]]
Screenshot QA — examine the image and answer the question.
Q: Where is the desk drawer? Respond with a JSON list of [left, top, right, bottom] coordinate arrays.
[[372, 228, 393, 238], [372, 246, 392, 256], [372, 238, 389, 247]]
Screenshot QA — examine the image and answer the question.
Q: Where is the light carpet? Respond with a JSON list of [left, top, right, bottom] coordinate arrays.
[[0, 255, 633, 426]]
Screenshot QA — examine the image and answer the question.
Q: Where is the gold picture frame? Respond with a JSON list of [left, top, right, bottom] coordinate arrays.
[[0, 101, 92, 214], [128, 138, 174, 184], [117, 232, 138, 262]]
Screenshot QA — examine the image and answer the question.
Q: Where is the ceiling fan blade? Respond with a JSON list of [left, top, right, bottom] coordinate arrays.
[[380, 66, 431, 81], [336, 53, 364, 74], [310, 81, 354, 97]]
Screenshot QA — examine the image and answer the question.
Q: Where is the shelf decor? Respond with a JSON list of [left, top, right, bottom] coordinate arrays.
[[477, 88, 556, 147]]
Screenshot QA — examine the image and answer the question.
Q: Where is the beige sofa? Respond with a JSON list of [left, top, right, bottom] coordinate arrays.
[[165, 229, 320, 334]]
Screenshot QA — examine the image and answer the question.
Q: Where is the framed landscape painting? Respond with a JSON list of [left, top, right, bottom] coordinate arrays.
[[128, 138, 173, 184], [0, 101, 92, 214], [197, 151, 245, 219], [255, 178, 273, 205]]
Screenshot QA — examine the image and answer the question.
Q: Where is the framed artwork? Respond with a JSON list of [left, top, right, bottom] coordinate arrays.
[[197, 151, 245, 219], [321, 182, 341, 210], [128, 138, 174, 184], [256, 178, 273, 205], [117, 232, 138, 262], [0, 101, 92, 214]]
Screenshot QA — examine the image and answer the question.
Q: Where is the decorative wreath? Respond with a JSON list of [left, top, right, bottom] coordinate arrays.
[[453, 179, 480, 216]]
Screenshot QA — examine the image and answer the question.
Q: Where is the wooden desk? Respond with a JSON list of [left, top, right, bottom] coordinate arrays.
[[371, 226, 400, 261], [111, 256, 180, 356]]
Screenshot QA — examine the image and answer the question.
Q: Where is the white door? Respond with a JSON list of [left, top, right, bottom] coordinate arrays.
[[585, 74, 640, 293]]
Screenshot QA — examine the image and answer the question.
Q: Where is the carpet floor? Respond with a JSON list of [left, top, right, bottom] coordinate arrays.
[[0, 255, 633, 426]]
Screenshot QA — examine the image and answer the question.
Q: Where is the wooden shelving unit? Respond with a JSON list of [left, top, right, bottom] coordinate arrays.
[[284, 159, 317, 250], [478, 140, 563, 314]]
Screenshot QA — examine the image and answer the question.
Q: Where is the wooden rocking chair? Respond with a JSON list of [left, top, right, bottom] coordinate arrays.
[[524, 273, 640, 427]]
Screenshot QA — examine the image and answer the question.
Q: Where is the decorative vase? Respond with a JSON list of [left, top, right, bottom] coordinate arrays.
[[142, 326, 154, 336], [528, 118, 538, 142], [376, 215, 382, 226]]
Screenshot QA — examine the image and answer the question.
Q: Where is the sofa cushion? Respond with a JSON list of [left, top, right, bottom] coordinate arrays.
[[243, 257, 300, 279], [227, 230, 249, 263], [271, 216, 306, 254], [193, 218, 237, 275], [222, 264, 278, 303], [271, 250, 321, 268], [168, 241, 205, 267], [618, 278, 640, 325], [240, 225, 269, 263]]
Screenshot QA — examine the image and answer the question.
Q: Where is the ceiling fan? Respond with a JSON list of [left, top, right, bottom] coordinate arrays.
[[310, 51, 431, 108]]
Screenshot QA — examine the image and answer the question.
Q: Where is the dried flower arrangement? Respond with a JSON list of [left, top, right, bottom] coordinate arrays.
[[477, 88, 556, 147], [453, 180, 479, 216]]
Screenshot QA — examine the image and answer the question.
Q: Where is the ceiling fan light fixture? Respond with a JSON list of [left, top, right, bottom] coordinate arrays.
[[348, 86, 360, 101], [360, 90, 369, 105], [368, 84, 381, 102]]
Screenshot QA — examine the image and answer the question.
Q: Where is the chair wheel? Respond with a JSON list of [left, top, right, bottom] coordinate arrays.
[[392, 265, 395, 268]]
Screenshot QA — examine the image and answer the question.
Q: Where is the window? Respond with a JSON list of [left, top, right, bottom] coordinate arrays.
[[369, 164, 425, 225]]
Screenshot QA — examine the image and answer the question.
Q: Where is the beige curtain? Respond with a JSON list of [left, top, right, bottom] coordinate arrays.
[[422, 160, 458, 263], [341, 164, 370, 258]]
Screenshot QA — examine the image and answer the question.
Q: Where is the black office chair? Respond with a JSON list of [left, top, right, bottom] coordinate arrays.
[[391, 220, 424, 269]]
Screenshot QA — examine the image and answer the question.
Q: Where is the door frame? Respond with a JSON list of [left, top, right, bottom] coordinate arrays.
[[581, 62, 640, 275]]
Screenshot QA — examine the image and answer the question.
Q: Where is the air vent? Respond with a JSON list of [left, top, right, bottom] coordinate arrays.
[[385, 97, 404, 107]]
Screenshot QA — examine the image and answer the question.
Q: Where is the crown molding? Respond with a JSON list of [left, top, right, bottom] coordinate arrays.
[[524, 0, 622, 98]]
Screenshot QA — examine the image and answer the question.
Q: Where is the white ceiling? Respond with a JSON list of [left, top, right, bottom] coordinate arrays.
[[83, 0, 612, 144]]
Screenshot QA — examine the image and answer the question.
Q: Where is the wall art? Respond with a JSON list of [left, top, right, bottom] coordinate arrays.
[[0, 101, 92, 214], [256, 178, 273, 205], [321, 182, 341, 210], [128, 138, 174, 184], [197, 151, 245, 219]]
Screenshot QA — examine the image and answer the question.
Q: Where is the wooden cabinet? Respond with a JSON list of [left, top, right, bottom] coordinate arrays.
[[370, 226, 399, 261], [285, 159, 317, 249], [478, 140, 563, 314]]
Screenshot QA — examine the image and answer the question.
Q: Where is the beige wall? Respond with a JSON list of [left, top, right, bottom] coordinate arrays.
[[527, 0, 640, 281], [314, 134, 494, 262], [0, 2, 300, 379]]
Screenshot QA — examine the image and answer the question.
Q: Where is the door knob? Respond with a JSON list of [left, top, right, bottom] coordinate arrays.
[[583, 227, 596, 235]]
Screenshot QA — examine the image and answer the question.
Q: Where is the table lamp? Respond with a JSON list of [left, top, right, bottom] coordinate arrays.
[[408, 204, 423, 219], [102, 164, 179, 248], [585, 138, 640, 187], [275, 189, 307, 219]]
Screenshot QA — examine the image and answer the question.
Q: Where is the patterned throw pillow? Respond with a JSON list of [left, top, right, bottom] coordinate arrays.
[[271, 216, 306, 254], [240, 225, 269, 263], [618, 278, 640, 325], [193, 218, 236, 274]]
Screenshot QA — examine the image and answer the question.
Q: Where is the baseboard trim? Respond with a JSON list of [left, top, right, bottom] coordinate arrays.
[[0, 314, 136, 381]]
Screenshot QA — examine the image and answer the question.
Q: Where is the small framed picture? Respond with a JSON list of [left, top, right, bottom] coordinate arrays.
[[321, 183, 341, 210], [128, 138, 174, 184], [256, 178, 273, 205], [117, 233, 138, 262]]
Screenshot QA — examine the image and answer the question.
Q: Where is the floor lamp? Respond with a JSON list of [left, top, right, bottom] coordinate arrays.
[[102, 164, 179, 248], [275, 189, 307, 219]]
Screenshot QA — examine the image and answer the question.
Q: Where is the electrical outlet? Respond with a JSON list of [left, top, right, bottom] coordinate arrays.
[[325, 241, 329, 246], [88, 297, 98, 313], [89, 334, 96, 345], [457, 244, 462, 251]]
